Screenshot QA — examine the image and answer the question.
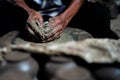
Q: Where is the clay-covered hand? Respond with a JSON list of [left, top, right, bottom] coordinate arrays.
[[27, 9, 43, 26], [27, 20, 45, 39], [43, 16, 68, 42], [26, 9, 45, 40]]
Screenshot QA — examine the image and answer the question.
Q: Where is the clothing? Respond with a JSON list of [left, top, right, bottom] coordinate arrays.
[[26, 0, 66, 17]]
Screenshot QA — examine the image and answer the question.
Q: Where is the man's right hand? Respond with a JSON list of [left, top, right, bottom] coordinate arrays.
[[27, 9, 43, 27]]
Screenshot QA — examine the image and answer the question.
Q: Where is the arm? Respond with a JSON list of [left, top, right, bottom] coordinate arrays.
[[7, 0, 32, 14], [50, 0, 84, 27], [7, 0, 43, 25], [45, 0, 84, 42], [60, 0, 84, 25]]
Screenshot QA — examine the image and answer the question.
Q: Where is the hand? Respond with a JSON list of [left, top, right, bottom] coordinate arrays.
[[42, 15, 69, 42], [26, 9, 45, 40], [27, 9, 43, 26]]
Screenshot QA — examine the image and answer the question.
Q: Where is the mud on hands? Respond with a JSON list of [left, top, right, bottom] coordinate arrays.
[[27, 19, 62, 42]]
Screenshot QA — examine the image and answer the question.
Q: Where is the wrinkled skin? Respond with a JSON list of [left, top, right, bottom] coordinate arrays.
[[45, 16, 68, 42], [27, 9, 43, 27]]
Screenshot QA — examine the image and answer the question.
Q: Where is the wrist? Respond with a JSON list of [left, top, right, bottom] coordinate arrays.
[[26, 9, 38, 16], [27, 9, 34, 15], [60, 12, 72, 23]]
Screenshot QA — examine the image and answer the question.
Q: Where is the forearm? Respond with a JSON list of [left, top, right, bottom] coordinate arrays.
[[7, 0, 32, 14], [60, 0, 84, 22]]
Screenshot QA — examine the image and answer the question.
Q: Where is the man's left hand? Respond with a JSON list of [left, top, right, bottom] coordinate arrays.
[[42, 16, 68, 42]]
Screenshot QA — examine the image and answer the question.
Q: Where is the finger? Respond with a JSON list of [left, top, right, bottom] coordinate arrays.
[[43, 25, 63, 41], [27, 26, 35, 36], [48, 17, 58, 29], [34, 20, 48, 39], [44, 31, 55, 39], [42, 31, 62, 42], [27, 12, 43, 25], [34, 20, 46, 39], [44, 25, 62, 38], [49, 17, 55, 23], [43, 27, 57, 38], [27, 20, 43, 38], [35, 20, 41, 27], [27, 26, 38, 39], [28, 20, 39, 32], [49, 22, 58, 29], [44, 27, 53, 34], [28, 20, 47, 40], [42, 21, 53, 34], [35, 20, 44, 31], [27, 14, 37, 22], [38, 17, 43, 27]]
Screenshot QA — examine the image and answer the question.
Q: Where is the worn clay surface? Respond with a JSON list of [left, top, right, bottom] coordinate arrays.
[[0, 27, 119, 64], [0, 31, 19, 48]]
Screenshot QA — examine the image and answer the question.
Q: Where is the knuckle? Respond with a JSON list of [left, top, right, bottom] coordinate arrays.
[[40, 19, 43, 21]]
